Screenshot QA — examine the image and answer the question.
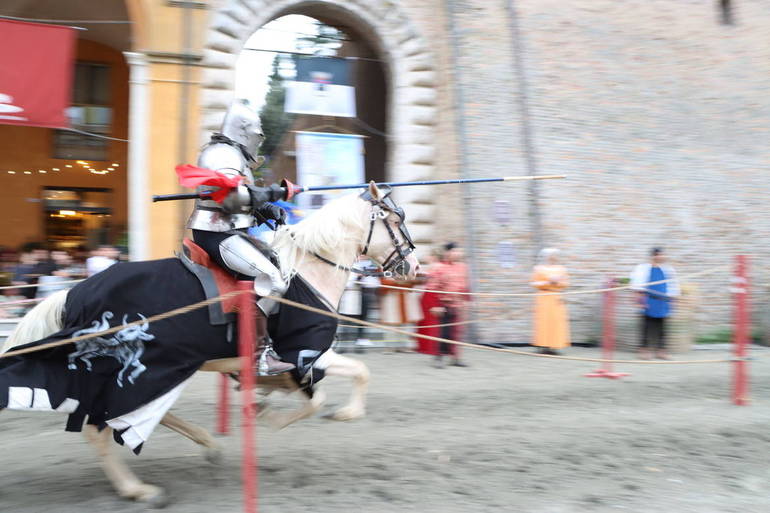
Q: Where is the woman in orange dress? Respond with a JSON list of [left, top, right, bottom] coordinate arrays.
[[530, 248, 571, 355]]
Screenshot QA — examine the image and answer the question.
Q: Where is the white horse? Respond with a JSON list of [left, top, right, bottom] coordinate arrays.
[[1, 182, 419, 506]]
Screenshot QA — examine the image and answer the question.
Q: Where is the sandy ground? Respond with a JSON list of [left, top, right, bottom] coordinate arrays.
[[1, 346, 769, 513]]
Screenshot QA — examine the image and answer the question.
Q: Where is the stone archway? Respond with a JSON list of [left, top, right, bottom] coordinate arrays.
[[198, 0, 438, 245]]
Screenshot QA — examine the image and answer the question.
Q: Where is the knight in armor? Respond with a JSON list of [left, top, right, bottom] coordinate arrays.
[[186, 100, 294, 375]]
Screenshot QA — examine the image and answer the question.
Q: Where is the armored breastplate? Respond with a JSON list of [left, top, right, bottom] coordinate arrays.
[[186, 143, 256, 232]]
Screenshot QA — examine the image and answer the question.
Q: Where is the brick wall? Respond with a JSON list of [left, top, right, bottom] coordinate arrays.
[[415, 0, 770, 343]]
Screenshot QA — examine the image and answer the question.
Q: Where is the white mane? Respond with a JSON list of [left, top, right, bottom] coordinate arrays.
[[271, 193, 369, 278]]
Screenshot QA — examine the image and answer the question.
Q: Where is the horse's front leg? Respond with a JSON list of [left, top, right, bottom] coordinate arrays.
[[318, 350, 370, 421], [160, 412, 223, 463], [83, 425, 167, 507]]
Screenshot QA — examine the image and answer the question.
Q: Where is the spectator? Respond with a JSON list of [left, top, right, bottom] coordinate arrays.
[[379, 271, 422, 350], [13, 243, 50, 299], [338, 273, 363, 343], [1, 287, 28, 318], [72, 245, 91, 270], [430, 242, 470, 368], [0, 247, 19, 275], [11, 245, 37, 283], [86, 245, 119, 276], [414, 246, 445, 355], [530, 248, 571, 355], [31, 247, 55, 276], [36, 250, 78, 299], [630, 247, 680, 360], [355, 257, 381, 348]]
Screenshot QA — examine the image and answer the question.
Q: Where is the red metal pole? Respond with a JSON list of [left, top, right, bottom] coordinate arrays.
[[604, 285, 615, 374], [732, 255, 750, 406], [585, 278, 628, 379], [237, 282, 258, 512], [216, 373, 230, 435]]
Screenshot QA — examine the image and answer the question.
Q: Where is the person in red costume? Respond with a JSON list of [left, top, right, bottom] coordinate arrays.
[[414, 247, 445, 355], [427, 242, 470, 368]]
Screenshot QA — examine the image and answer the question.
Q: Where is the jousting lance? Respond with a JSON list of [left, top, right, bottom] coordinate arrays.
[[152, 174, 566, 202]]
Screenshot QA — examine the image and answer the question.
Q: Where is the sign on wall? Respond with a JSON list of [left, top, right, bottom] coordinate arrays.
[[295, 131, 365, 211], [285, 57, 356, 117], [497, 241, 516, 268], [0, 19, 76, 128]]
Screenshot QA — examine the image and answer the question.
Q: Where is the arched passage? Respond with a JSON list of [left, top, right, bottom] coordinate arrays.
[[198, 0, 438, 245]]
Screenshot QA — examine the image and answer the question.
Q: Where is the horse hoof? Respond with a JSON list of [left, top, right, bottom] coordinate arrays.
[[205, 446, 224, 465], [146, 490, 169, 509], [329, 406, 365, 422], [125, 485, 167, 508]]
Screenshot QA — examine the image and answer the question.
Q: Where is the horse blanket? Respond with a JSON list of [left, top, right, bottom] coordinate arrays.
[[268, 275, 338, 393], [0, 258, 236, 452], [0, 258, 340, 452]]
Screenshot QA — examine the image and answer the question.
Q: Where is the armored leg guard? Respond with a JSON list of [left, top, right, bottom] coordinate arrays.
[[254, 309, 294, 376]]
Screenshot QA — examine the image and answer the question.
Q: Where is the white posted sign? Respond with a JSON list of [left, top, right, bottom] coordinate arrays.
[[295, 131, 365, 211]]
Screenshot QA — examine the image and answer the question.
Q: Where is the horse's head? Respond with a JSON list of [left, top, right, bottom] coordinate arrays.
[[357, 182, 420, 281], [272, 183, 420, 281]]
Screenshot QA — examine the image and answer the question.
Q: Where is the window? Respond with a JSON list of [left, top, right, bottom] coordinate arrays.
[[53, 62, 112, 160], [43, 187, 114, 248]]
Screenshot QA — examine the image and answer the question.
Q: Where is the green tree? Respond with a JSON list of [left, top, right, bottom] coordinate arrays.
[[259, 55, 294, 159]]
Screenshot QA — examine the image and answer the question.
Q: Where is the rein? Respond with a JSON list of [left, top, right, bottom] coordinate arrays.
[[310, 252, 391, 278], [310, 190, 415, 279]]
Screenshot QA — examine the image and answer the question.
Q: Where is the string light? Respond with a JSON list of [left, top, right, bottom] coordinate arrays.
[[4, 161, 119, 176]]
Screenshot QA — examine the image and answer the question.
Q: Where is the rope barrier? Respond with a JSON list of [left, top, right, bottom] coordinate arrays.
[[0, 290, 247, 360], [0, 279, 84, 291], [265, 295, 732, 365], [0, 277, 738, 365], [337, 307, 519, 330], [378, 267, 725, 297], [0, 297, 46, 307]]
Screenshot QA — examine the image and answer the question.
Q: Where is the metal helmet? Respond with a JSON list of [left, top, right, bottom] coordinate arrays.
[[220, 100, 264, 157]]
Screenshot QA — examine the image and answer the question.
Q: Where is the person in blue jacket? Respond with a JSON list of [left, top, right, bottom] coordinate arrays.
[[630, 247, 680, 360]]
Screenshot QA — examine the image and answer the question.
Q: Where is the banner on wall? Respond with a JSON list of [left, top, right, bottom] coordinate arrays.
[[285, 57, 356, 117], [0, 19, 76, 128], [295, 131, 365, 211]]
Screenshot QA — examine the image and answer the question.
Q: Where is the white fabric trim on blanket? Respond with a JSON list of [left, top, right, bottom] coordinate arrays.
[[106, 377, 191, 451], [7, 387, 80, 413]]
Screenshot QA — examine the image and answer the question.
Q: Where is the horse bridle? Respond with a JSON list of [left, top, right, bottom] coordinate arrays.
[[312, 186, 415, 278]]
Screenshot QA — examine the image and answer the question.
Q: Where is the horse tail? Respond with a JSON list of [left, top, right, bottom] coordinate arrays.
[[2, 289, 69, 353]]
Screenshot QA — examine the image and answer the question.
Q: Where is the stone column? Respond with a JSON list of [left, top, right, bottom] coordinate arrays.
[[124, 51, 151, 261]]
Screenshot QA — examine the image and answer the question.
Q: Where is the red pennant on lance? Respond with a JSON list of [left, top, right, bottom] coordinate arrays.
[[175, 164, 243, 203], [0, 19, 76, 129]]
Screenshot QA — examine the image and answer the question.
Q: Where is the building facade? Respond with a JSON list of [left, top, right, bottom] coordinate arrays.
[[2, 0, 768, 342]]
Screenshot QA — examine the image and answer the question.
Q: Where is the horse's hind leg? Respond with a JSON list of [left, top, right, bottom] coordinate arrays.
[[319, 350, 370, 421], [262, 387, 327, 430], [83, 425, 167, 507], [160, 412, 223, 463]]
